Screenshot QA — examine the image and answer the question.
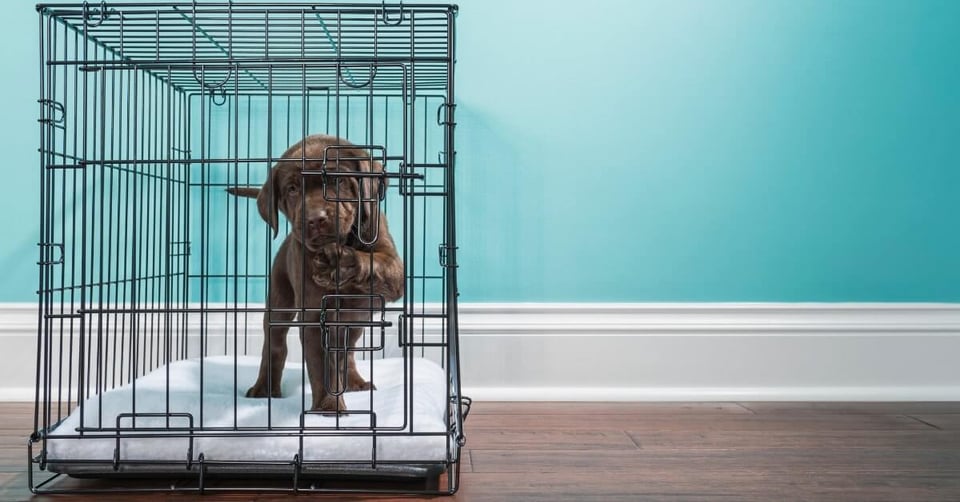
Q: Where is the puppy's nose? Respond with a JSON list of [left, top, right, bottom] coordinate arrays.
[[306, 211, 328, 231]]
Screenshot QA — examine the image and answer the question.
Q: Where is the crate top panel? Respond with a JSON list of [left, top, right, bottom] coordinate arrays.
[[38, 2, 456, 93]]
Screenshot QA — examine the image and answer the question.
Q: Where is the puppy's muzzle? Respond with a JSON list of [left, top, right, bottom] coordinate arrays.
[[303, 209, 336, 249], [306, 213, 327, 235]]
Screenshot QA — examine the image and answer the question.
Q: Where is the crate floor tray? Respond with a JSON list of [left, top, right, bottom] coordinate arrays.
[[43, 355, 451, 476]]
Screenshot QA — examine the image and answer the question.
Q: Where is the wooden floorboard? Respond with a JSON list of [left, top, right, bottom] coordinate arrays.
[[469, 402, 752, 415], [467, 429, 638, 450], [469, 448, 960, 473], [739, 401, 960, 415], [629, 429, 960, 450], [910, 414, 960, 430], [2, 401, 959, 501], [465, 412, 933, 431]]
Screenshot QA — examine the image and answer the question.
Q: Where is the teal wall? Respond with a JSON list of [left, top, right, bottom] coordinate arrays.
[[3, 2, 43, 303], [3, 0, 958, 302], [456, 0, 959, 302]]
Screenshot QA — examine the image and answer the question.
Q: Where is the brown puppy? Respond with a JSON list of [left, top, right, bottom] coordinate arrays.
[[228, 134, 404, 412]]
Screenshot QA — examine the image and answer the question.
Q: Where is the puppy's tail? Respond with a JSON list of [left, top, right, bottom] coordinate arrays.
[[226, 186, 260, 199]]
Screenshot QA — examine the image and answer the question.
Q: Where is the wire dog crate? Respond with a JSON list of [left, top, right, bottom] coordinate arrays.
[[32, 1, 466, 495]]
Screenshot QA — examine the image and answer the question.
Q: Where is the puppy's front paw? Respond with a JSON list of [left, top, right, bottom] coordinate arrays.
[[313, 394, 348, 413], [245, 382, 282, 399], [347, 374, 376, 392]]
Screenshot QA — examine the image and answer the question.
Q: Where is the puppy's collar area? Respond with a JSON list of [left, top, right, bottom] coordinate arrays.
[[348, 227, 377, 252]]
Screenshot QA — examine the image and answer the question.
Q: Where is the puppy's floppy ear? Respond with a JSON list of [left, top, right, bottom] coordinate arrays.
[[256, 166, 280, 237], [355, 153, 384, 244]]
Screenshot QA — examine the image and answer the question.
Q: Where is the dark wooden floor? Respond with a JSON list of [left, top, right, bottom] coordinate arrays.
[[2, 401, 959, 501]]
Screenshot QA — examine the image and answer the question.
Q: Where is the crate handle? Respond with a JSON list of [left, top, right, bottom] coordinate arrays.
[[82, 1, 111, 28], [192, 65, 234, 93], [338, 64, 377, 89], [381, 0, 404, 26]]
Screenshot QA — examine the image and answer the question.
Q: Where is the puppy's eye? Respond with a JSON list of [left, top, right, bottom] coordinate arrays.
[[286, 185, 298, 195]]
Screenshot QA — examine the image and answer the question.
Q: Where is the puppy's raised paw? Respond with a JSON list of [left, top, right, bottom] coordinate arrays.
[[312, 242, 360, 287]]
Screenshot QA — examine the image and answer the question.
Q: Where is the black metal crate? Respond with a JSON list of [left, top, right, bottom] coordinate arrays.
[[32, 2, 466, 495]]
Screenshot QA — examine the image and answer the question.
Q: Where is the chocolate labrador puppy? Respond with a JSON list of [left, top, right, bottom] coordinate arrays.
[[228, 134, 403, 412]]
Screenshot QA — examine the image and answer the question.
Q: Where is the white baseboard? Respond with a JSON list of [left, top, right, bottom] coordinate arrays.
[[3, 302, 960, 401], [1, 387, 34, 401], [460, 386, 960, 402]]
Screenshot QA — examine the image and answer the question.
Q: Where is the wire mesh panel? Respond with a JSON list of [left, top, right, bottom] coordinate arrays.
[[32, 2, 466, 495]]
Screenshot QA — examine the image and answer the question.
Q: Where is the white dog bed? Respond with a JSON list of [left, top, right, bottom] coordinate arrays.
[[45, 355, 450, 471]]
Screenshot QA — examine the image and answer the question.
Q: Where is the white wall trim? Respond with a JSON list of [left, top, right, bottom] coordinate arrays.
[[1, 387, 34, 401], [3, 302, 960, 401]]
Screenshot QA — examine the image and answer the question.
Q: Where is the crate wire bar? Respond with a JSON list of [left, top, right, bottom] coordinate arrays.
[[32, 1, 466, 495]]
